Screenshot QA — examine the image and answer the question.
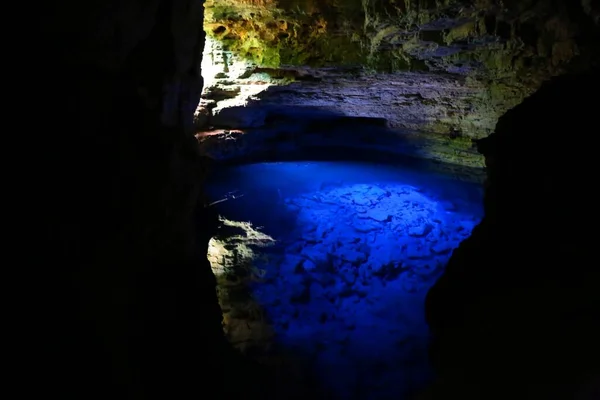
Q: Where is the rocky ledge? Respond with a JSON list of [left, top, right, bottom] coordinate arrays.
[[195, 0, 599, 170]]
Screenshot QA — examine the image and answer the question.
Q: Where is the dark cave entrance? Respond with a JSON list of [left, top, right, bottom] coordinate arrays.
[[203, 150, 483, 399]]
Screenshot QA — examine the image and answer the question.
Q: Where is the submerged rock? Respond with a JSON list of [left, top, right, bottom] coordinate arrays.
[[207, 178, 482, 399]]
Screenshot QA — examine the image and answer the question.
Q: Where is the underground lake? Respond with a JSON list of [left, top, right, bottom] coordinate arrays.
[[204, 156, 484, 399]]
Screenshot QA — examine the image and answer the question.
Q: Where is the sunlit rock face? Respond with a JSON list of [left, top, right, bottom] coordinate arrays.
[[197, 0, 599, 168]]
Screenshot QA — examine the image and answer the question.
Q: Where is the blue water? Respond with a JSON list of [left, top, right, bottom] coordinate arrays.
[[205, 161, 483, 399]]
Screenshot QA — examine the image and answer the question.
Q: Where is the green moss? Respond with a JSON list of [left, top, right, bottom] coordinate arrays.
[[204, 0, 577, 98], [205, 1, 371, 68], [443, 21, 476, 44], [205, 0, 479, 72]]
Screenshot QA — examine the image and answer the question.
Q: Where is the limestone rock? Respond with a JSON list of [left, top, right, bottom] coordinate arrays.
[[212, 105, 268, 128], [201, 0, 599, 141]]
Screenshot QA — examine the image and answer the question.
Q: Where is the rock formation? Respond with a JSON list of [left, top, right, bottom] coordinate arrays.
[[425, 68, 600, 398], [197, 0, 599, 168], [30, 0, 599, 398], [33, 0, 274, 399]]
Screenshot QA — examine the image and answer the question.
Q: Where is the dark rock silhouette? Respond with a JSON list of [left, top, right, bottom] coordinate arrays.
[[426, 69, 600, 399], [32, 0, 276, 399]]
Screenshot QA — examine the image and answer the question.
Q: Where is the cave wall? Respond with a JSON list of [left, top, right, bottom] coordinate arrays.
[[204, 0, 599, 86], [196, 0, 599, 164], [32, 0, 273, 398], [424, 69, 600, 398]]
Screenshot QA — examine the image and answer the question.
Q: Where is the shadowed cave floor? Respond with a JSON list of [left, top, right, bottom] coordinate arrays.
[[205, 160, 483, 399]]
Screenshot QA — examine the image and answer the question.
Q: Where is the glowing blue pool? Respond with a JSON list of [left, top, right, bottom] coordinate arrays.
[[205, 160, 483, 399]]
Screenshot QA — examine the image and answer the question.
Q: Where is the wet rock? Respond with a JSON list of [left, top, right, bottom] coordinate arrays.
[[340, 269, 357, 285], [340, 250, 368, 265], [315, 223, 335, 239], [406, 244, 429, 259], [440, 201, 457, 211], [412, 261, 442, 278], [408, 223, 434, 237], [352, 218, 380, 233], [301, 247, 328, 265], [431, 241, 455, 255], [280, 255, 306, 275], [290, 282, 311, 304], [399, 272, 421, 293], [365, 208, 392, 222], [301, 259, 318, 272]]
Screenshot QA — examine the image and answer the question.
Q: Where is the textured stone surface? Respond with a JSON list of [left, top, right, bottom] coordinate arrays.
[[204, 0, 598, 80], [206, 68, 504, 134], [196, 36, 521, 145], [197, 0, 600, 167], [195, 40, 490, 174]]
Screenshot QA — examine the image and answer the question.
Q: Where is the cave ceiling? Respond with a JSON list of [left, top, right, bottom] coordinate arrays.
[[196, 0, 599, 167]]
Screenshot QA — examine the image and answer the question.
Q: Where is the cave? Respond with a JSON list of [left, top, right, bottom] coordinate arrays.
[[35, 1, 599, 400]]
